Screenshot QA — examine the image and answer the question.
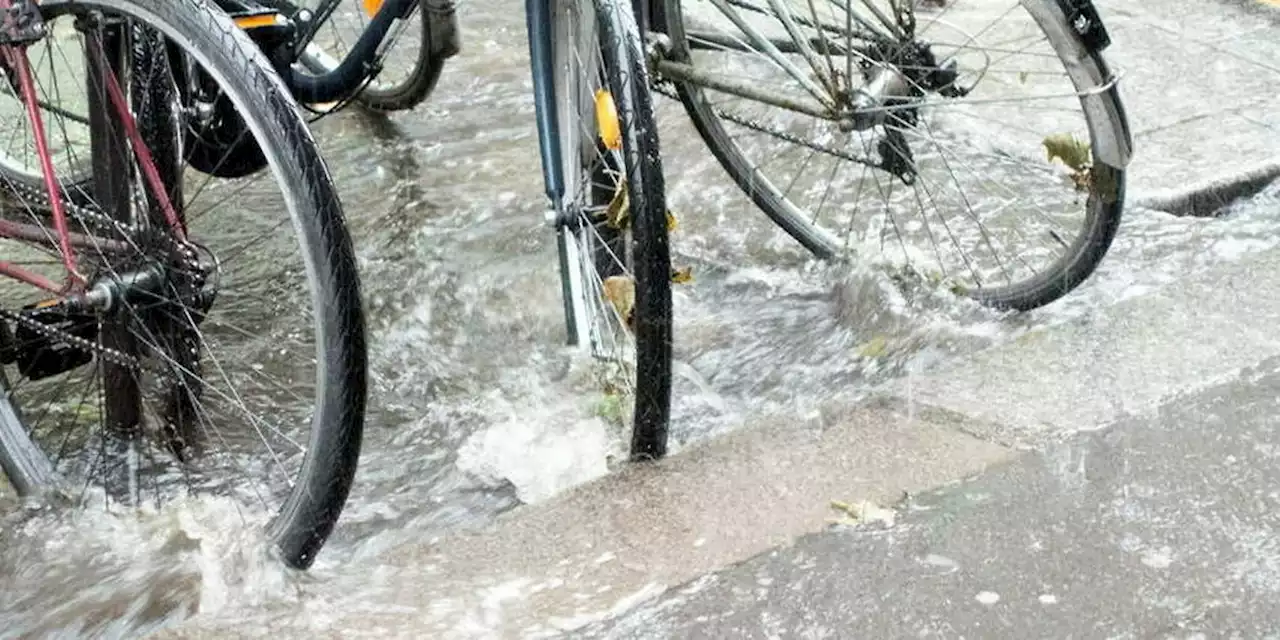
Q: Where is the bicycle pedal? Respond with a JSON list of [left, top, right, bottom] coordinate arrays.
[[12, 303, 97, 381]]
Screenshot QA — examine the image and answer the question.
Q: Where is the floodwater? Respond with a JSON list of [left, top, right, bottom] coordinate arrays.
[[4, 1, 1280, 638]]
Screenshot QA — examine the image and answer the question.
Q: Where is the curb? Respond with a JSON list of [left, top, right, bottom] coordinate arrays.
[[1132, 157, 1280, 217]]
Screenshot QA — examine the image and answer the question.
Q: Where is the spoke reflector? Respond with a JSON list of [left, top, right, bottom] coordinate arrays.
[[595, 89, 622, 150]]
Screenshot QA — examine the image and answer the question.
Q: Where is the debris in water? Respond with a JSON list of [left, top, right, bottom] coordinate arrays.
[[671, 266, 693, 284], [1042, 132, 1092, 192], [855, 335, 890, 358], [605, 181, 629, 229], [602, 276, 635, 331], [828, 498, 897, 528], [593, 392, 624, 423], [975, 591, 1001, 605]]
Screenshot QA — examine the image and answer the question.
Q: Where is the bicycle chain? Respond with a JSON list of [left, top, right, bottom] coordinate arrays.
[[0, 307, 141, 370], [2, 178, 139, 234]]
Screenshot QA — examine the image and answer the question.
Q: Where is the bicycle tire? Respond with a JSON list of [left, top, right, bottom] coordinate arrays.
[[659, 0, 1131, 312], [15, 0, 367, 570], [355, 0, 455, 111], [558, 0, 672, 459], [295, 0, 457, 113], [600, 0, 672, 460]]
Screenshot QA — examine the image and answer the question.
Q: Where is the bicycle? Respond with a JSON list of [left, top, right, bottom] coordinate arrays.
[[0, 0, 366, 570], [1, 0, 673, 484]]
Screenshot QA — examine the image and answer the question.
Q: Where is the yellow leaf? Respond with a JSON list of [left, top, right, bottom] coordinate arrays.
[[1042, 133, 1091, 173], [855, 335, 889, 358], [671, 266, 693, 284], [602, 275, 635, 331], [829, 499, 896, 527], [605, 181, 629, 229], [595, 89, 622, 151], [666, 210, 678, 231], [593, 392, 623, 422]]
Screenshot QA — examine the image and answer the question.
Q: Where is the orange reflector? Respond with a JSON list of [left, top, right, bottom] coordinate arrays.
[[33, 298, 59, 309], [595, 89, 621, 151], [362, 0, 385, 16], [233, 13, 281, 29]]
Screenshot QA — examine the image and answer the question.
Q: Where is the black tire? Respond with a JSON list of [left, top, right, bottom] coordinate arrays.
[[563, 0, 672, 460], [295, 0, 458, 113], [659, 0, 1131, 312], [355, 0, 455, 112], [15, 0, 366, 570], [599, 0, 672, 460]]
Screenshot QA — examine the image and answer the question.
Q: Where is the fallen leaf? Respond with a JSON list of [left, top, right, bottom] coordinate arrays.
[[1043, 133, 1094, 193], [666, 209, 678, 231], [671, 266, 693, 284], [593, 392, 623, 422], [829, 499, 896, 528], [856, 335, 889, 358], [605, 181, 629, 229], [1042, 133, 1091, 173], [602, 275, 635, 331]]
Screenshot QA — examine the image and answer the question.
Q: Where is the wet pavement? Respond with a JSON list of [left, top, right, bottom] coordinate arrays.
[[576, 354, 1280, 639], [3, 0, 1280, 637]]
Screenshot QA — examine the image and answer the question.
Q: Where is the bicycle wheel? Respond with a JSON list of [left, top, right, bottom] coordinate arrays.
[[0, 0, 366, 570], [553, 0, 672, 459], [657, 0, 1132, 311], [293, 0, 459, 112]]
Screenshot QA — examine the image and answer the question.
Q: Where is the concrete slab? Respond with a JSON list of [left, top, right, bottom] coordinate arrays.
[[150, 400, 1012, 638], [577, 355, 1280, 639], [1102, 0, 1280, 202]]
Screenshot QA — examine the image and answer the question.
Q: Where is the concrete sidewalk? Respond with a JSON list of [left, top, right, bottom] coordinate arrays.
[[577, 354, 1280, 638]]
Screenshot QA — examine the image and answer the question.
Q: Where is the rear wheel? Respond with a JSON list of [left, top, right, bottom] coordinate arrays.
[[0, 0, 366, 569], [657, 0, 1131, 310]]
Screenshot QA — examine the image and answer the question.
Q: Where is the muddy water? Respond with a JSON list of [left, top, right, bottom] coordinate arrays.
[[4, 1, 1280, 638]]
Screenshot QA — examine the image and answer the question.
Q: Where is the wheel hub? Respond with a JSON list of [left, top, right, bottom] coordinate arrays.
[[0, 241, 218, 381]]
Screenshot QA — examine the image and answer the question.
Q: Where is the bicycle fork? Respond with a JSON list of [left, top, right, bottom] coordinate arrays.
[[0, 0, 62, 498], [527, 0, 588, 348]]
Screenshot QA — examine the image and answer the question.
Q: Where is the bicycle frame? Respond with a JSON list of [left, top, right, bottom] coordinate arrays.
[[216, 0, 421, 104], [527, 0, 586, 344]]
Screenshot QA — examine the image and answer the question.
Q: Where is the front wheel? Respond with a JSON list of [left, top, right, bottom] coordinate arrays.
[[554, 0, 673, 460]]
